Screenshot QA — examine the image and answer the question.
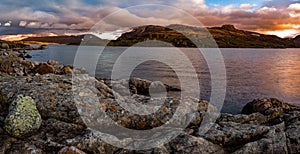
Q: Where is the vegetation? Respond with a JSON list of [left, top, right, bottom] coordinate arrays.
[[19, 24, 300, 48], [0, 40, 27, 49], [108, 24, 298, 48]]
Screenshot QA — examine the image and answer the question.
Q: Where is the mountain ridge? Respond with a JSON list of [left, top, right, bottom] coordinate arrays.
[[20, 24, 300, 48]]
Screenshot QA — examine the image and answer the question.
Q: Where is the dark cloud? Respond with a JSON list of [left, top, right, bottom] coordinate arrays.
[[0, 0, 299, 39]]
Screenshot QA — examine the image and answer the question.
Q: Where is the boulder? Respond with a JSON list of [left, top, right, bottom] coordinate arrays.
[[285, 120, 300, 153], [217, 112, 267, 125], [58, 146, 87, 154], [241, 98, 300, 124], [34, 62, 56, 75], [4, 95, 42, 138], [38, 45, 48, 50], [233, 123, 288, 154], [241, 98, 300, 115], [167, 134, 224, 153], [62, 66, 73, 74], [201, 122, 270, 151], [1, 43, 9, 49]]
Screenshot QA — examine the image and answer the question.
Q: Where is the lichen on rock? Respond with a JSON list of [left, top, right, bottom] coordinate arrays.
[[4, 95, 42, 138]]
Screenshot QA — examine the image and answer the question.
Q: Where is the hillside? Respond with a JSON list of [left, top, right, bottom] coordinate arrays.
[[108, 24, 297, 48], [293, 35, 300, 47], [0, 40, 28, 49], [21, 35, 109, 46], [20, 25, 299, 48]]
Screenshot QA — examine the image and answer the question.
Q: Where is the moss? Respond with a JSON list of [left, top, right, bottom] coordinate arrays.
[[4, 95, 42, 138]]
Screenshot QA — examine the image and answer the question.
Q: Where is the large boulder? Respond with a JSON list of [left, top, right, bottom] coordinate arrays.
[[4, 95, 42, 138], [241, 98, 300, 124], [34, 62, 56, 75], [233, 123, 288, 154]]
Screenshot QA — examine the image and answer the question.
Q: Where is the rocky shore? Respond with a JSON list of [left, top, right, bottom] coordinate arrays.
[[0, 50, 300, 153]]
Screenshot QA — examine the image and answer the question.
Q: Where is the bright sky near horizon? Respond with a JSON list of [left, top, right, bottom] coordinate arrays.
[[0, 0, 299, 40]]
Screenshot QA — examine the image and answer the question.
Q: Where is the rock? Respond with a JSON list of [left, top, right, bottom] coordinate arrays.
[[167, 134, 225, 153], [63, 129, 119, 153], [34, 62, 56, 75], [241, 98, 300, 123], [58, 146, 87, 154], [1, 42, 9, 49], [39, 45, 48, 50], [221, 24, 236, 31], [4, 95, 42, 138], [201, 122, 269, 151], [242, 98, 300, 115], [24, 54, 32, 58], [99, 77, 181, 96], [286, 120, 300, 153], [62, 66, 73, 74], [1, 66, 300, 153], [217, 112, 267, 125], [47, 59, 60, 66], [8, 143, 44, 154], [233, 123, 288, 154]]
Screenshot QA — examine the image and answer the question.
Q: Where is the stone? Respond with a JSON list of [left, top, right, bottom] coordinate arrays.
[[34, 62, 56, 75], [58, 146, 87, 154], [167, 134, 225, 153], [241, 98, 300, 124], [286, 121, 300, 153], [1, 42, 9, 49], [47, 59, 60, 66], [241, 98, 300, 115], [217, 112, 267, 125], [0, 53, 300, 153], [63, 129, 119, 153], [201, 122, 269, 151], [39, 45, 48, 50], [62, 66, 73, 74], [4, 95, 42, 138], [233, 123, 288, 154]]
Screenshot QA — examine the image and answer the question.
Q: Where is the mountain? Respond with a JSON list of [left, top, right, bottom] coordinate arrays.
[[21, 35, 109, 46], [20, 24, 299, 48], [293, 35, 300, 47], [108, 24, 297, 48]]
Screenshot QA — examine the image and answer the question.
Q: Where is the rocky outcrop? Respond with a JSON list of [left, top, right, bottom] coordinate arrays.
[[98, 77, 181, 96], [0, 50, 84, 76], [0, 73, 299, 153], [0, 52, 300, 153]]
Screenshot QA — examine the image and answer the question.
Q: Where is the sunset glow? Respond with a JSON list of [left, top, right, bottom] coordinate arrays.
[[0, 0, 299, 40]]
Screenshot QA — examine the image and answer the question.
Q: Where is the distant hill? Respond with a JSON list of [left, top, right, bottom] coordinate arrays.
[[0, 40, 27, 49], [21, 35, 109, 46], [293, 35, 300, 47], [108, 24, 297, 48], [21, 25, 299, 48]]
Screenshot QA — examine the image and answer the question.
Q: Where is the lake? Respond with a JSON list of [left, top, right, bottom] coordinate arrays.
[[28, 45, 300, 114]]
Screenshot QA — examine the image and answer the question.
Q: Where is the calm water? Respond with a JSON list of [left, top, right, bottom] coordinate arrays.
[[28, 45, 300, 114]]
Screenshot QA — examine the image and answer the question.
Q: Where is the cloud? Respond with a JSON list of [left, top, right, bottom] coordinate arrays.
[[0, 0, 299, 39], [240, 4, 256, 9], [4, 21, 12, 27], [19, 21, 27, 27], [288, 3, 300, 17]]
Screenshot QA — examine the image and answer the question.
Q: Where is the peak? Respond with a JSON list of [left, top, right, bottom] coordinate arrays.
[[294, 35, 300, 40], [221, 25, 236, 31]]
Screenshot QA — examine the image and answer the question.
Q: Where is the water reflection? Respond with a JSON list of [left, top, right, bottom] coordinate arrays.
[[28, 46, 300, 114]]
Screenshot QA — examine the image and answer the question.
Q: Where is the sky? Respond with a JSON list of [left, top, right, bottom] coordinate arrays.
[[0, 0, 300, 40]]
